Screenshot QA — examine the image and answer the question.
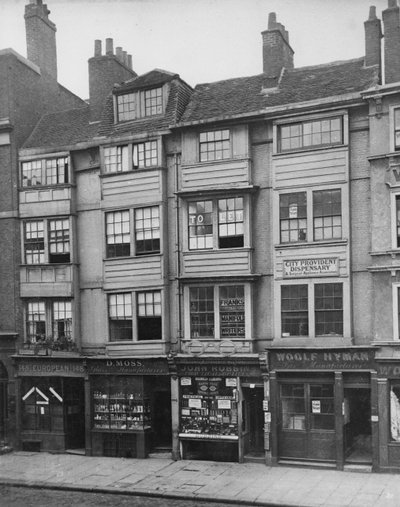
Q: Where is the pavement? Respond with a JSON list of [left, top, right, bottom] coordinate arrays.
[[0, 452, 399, 507]]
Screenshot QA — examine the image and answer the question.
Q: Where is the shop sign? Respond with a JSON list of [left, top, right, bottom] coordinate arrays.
[[181, 377, 192, 386], [88, 359, 169, 375], [271, 349, 375, 370], [377, 364, 400, 377], [177, 362, 261, 377], [283, 257, 339, 278], [17, 361, 85, 376]]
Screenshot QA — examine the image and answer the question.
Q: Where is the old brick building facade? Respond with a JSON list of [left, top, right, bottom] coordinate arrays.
[[5, 0, 400, 472]]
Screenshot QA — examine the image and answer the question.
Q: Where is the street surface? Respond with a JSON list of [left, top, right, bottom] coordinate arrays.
[[0, 485, 254, 507]]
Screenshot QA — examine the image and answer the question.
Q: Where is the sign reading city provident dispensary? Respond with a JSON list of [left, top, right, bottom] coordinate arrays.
[[283, 257, 339, 278], [270, 349, 375, 370]]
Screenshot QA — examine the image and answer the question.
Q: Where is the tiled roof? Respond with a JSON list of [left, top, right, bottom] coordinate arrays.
[[115, 69, 179, 93], [180, 58, 379, 124], [23, 106, 98, 149]]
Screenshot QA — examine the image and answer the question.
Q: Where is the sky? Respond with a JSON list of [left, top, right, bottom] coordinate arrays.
[[0, 0, 390, 99]]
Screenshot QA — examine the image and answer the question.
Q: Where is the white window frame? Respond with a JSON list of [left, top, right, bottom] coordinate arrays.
[[391, 192, 400, 250], [199, 129, 231, 162], [102, 139, 160, 174], [392, 283, 400, 342], [183, 283, 252, 340], [274, 185, 347, 246], [275, 279, 350, 339], [115, 86, 164, 123], [22, 217, 71, 265], [25, 299, 73, 344], [104, 205, 162, 259], [106, 289, 164, 343], [183, 195, 250, 251], [20, 154, 70, 188], [389, 105, 400, 153]]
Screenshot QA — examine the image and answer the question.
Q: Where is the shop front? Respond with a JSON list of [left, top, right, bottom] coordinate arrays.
[[14, 357, 86, 452], [87, 357, 171, 458], [268, 348, 377, 470], [175, 357, 267, 463]]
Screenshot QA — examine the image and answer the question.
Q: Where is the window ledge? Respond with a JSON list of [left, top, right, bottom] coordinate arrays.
[[103, 253, 162, 262], [275, 239, 347, 250], [100, 166, 165, 178], [19, 183, 74, 191], [370, 249, 400, 257], [272, 144, 347, 158], [183, 247, 253, 255], [181, 156, 250, 169]]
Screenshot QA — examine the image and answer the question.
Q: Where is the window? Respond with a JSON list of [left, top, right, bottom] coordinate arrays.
[[313, 189, 342, 241], [395, 195, 400, 248], [281, 384, 305, 430], [106, 210, 130, 257], [391, 383, 400, 441], [188, 197, 245, 250], [24, 218, 70, 264], [108, 293, 132, 342], [135, 206, 160, 255], [21, 157, 69, 187], [144, 88, 163, 116], [137, 291, 161, 340], [189, 285, 246, 339], [278, 117, 343, 152], [105, 206, 161, 258], [108, 291, 162, 342], [395, 108, 400, 150], [199, 130, 230, 162], [26, 300, 72, 343], [103, 141, 158, 173], [22, 378, 63, 432], [281, 283, 343, 337], [116, 87, 163, 122], [279, 189, 342, 244], [280, 193, 307, 243]]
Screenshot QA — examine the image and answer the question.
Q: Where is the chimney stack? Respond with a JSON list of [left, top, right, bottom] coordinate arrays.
[[261, 12, 294, 78], [88, 38, 137, 121], [364, 6, 382, 76], [24, 0, 57, 80], [383, 0, 400, 83]]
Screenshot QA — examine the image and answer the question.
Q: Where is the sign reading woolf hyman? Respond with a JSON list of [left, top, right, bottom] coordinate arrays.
[[283, 257, 339, 278]]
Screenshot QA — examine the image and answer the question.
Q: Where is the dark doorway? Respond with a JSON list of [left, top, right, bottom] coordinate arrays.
[[344, 387, 371, 464], [64, 378, 85, 450], [152, 390, 172, 449], [243, 386, 264, 456], [0, 362, 8, 442]]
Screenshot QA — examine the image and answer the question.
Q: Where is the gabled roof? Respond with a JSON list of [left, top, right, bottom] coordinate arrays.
[[180, 58, 379, 125], [23, 106, 98, 150], [115, 69, 179, 93]]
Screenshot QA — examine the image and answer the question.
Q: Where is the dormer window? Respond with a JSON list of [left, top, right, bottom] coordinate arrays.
[[21, 157, 69, 187], [116, 87, 163, 122]]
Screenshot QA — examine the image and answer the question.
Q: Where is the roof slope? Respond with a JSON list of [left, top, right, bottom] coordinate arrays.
[[23, 106, 98, 149], [180, 58, 379, 124]]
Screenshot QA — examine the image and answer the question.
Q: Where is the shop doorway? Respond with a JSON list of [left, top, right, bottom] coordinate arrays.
[[64, 378, 85, 450], [278, 382, 336, 462], [243, 387, 264, 457], [344, 387, 372, 464], [152, 390, 172, 449]]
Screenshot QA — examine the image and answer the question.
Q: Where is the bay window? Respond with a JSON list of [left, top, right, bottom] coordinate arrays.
[[21, 156, 69, 187], [26, 300, 72, 344], [278, 116, 343, 152], [188, 284, 247, 339], [24, 218, 70, 264], [199, 129, 230, 162], [188, 196, 245, 250], [103, 140, 159, 173]]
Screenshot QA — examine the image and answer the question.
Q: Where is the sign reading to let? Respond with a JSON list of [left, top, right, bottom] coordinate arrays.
[[283, 257, 339, 278]]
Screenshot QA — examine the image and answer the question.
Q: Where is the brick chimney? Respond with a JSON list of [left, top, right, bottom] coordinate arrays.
[[383, 0, 400, 83], [88, 38, 137, 121], [364, 6, 382, 76], [25, 0, 57, 80], [261, 13, 294, 78]]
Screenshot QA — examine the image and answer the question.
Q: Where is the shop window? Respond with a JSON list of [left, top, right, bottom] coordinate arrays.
[[280, 192, 307, 243], [313, 189, 342, 241], [134, 206, 160, 255], [281, 384, 305, 430], [21, 157, 69, 187], [24, 218, 70, 264], [21, 378, 63, 432], [103, 141, 158, 173], [180, 377, 238, 437], [310, 384, 334, 430], [106, 206, 161, 258], [199, 129, 230, 162], [189, 284, 246, 339], [188, 196, 245, 250], [26, 300, 73, 344], [281, 283, 343, 337], [137, 291, 162, 340], [108, 293, 133, 342], [116, 87, 163, 122], [391, 383, 400, 441], [106, 210, 130, 257], [279, 189, 342, 244], [278, 117, 343, 152], [108, 291, 163, 342]]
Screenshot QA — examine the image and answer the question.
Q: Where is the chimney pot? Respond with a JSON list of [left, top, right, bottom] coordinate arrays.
[[268, 12, 276, 29], [122, 51, 128, 66], [94, 39, 102, 57], [383, 0, 400, 83], [369, 6, 377, 19], [388, 0, 398, 8], [127, 54, 133, 69], [116, 47, 123, 61], [105, 38, 114, 55]]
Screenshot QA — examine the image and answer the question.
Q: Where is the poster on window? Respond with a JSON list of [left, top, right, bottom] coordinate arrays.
[[188, 398, 202, 409], [312, 400, 321, 414], [217, 398, 231, 410]]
